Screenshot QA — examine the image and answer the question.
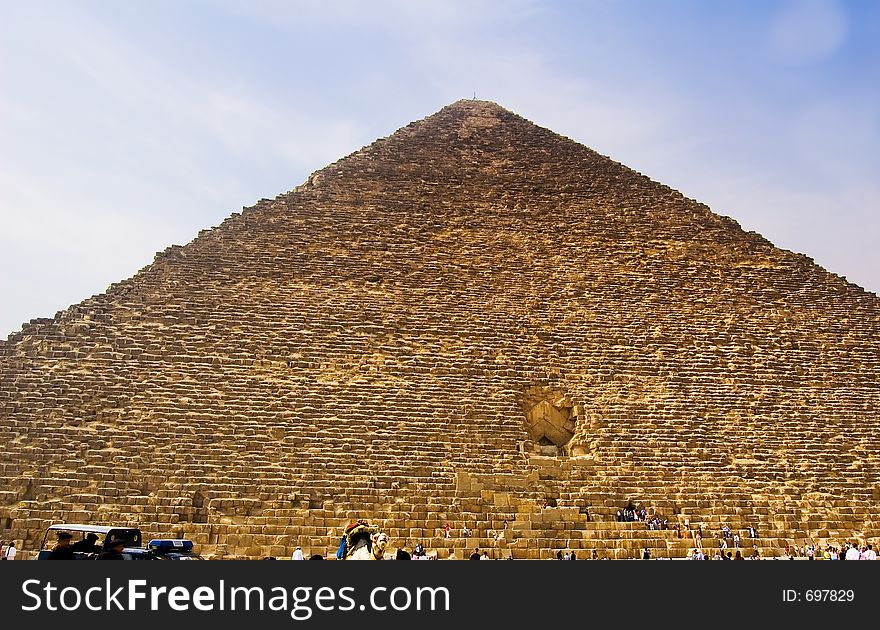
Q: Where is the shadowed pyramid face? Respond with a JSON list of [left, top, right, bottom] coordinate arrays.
[[1, 99, 879, 559]]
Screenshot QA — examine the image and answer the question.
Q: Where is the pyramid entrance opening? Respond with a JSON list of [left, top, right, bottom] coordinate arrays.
[[522, 387, 579, 455]]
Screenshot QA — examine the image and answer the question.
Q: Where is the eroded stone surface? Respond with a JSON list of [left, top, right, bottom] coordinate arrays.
[[1, 100, 878, 559]]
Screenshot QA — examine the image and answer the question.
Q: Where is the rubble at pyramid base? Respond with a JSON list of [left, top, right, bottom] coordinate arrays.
[[1, 472, 876, 560]]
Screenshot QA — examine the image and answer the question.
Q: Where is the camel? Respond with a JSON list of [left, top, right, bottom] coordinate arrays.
[[338, 520, 388, 560]]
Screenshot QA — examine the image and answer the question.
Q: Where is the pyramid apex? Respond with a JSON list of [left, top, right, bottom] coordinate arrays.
[[444, 98, 510, 113]]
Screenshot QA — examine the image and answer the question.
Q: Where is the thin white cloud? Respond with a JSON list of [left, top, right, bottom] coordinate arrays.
[[769, 0, 848, 63]]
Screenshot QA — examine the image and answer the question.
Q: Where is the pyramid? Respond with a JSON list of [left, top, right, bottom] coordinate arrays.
[[1, 100, 878, 559]]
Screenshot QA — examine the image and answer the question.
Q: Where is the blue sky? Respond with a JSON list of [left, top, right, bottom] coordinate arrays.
[[1, 0, 878, 336]]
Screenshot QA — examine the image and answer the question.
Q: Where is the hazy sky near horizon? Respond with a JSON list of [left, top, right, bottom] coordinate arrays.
[[1, 0, 878, 337]]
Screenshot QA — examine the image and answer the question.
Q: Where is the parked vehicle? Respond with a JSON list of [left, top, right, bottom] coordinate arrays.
[[146, 539, 202, 560], [37, 524, 142, 560], [110, 539, 201, 560]]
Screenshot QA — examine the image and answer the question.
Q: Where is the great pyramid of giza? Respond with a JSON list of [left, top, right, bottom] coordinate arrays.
[[1, 100, 878, 559]]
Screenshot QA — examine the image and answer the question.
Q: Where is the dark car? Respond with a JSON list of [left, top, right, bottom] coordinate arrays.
[[37, 524, 142, 560], [120, 539, 202, 560]]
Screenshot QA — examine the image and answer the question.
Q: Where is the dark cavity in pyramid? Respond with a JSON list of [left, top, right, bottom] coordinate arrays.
[[2, 100, 879, 559]]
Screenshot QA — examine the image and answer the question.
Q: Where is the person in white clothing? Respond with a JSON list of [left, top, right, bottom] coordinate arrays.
[[291, 546, 304, 560], [3, 541, 15, 560], [865, 544, 876, 560], [845, 543, 861, 561]]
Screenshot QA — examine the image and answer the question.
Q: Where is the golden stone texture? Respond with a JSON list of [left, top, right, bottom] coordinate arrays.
[[1, 100, 878, 559]]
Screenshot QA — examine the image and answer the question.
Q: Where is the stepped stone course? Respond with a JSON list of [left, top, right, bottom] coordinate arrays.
[[1, 100, 878, 559]]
